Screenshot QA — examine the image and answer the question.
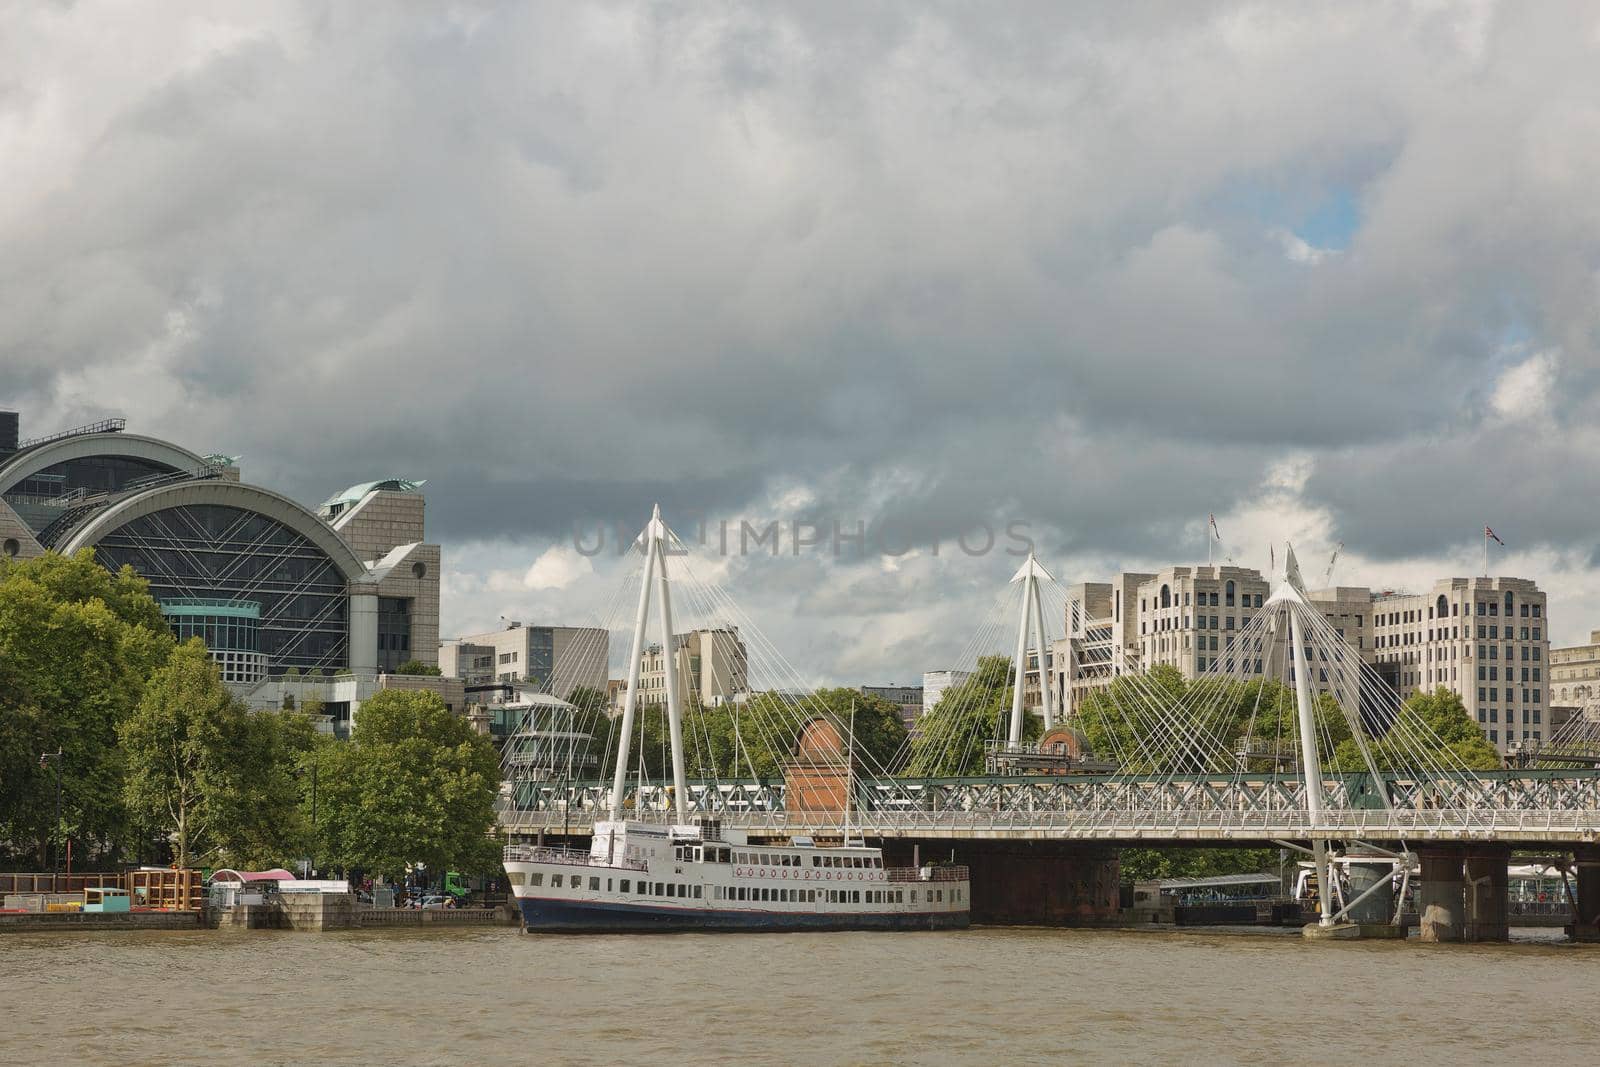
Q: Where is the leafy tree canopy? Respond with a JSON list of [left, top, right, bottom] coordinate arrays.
[[315, 689, 503, 879], [907, 655, 1039, 777], [120, 639, 310, 869], [0, 550, 174, 865]]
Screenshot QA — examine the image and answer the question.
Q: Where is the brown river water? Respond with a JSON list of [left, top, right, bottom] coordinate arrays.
[[3, 926, 1597, 1066]]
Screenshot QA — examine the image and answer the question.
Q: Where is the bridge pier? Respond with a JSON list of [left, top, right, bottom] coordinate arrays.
[[881, 841, 1121, 925], [1417, 847, 1466, 942], [1569, 847, 1600, 944], [1463, 846, 1510, 942]]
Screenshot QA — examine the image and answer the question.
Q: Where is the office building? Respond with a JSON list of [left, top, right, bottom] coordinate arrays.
[[859, 685, 923, 728], [1049, 557, 1548, 757], [439, 622, 609, 700], [0, 411, 442, 705], [613, 627, 749, 712], [1365, 577, 1548, 754]]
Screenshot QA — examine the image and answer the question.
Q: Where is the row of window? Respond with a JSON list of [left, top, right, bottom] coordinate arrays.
[[1487, 730, 1541, 744], [1476, 704, 1543, 724], [506, 870, 957, 907], [1382, 599, 1544, 624], [1475, 688, 1544, 706], [1148, 588, 1267, 611], [1477, 665, 1545, 682]]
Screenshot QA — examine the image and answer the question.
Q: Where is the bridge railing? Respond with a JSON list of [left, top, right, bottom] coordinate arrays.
[[501, 804, 1600, 841]]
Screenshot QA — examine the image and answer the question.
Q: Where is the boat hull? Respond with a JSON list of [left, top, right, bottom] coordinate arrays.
[[516, 895, 970, 933]]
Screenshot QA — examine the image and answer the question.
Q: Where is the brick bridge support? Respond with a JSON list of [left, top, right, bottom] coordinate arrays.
[[1416, 847, 1465, 942], [1462, 846, 1511, 942], [881, 840, 1121, 925], [1570, 847, 1600, 944]]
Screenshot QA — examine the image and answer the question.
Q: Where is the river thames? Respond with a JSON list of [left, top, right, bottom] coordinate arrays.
[[4, 926, 1597, 1065]]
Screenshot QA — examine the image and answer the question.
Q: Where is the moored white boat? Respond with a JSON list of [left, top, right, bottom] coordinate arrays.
[[506, 820, 969, 932]]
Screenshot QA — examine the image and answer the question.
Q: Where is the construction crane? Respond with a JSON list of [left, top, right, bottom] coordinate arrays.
[[1322, 542, 1343, 587]]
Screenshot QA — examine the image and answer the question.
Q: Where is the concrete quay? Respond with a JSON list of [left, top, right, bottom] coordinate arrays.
[[0, 910, 207, 933], [212, 893, 517, 931]]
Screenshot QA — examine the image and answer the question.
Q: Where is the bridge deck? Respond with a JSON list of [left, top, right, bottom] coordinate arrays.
[[500, 771, 1600, 845]]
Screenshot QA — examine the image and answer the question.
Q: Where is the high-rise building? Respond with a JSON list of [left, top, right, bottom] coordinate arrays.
[[1050, 560, 1548, 758], [619, 627, 749, 711], [1366, 577, 1549, 755], [439, 623, 610, 700]]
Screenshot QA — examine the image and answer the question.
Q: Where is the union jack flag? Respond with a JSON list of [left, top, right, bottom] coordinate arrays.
[[1485, 526, 1505, 546]]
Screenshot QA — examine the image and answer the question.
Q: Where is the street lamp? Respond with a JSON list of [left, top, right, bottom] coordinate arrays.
[[38, 751, 63, 880]]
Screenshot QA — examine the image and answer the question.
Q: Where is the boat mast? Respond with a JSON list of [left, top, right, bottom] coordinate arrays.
[[608, 505, 690, 825], [844, 699, 857, 843]]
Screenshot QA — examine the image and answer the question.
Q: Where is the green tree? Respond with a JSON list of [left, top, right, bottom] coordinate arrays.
[[0, 549, 174, 865], [907, 655, 1039, 777], [1334, 687, 1501, 772], [1119, 846, 1281, 883], [394, 659, 443, 676], [692, 689, 908, 780], [315, 690, 503, 879], [566, 685, 608, 716], [120, 639, 308, 868]]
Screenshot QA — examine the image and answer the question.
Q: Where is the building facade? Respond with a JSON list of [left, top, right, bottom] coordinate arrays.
[[858, 685, 923, 728], [0, 411, 442, 701], [611, 627, 749, 712], [1549, 630, 1600, 708], [1046, 553, 1545, 758], [922, 670, 972, 715], [1366, 577, 1549, 754], [438, 623, 609, 699]]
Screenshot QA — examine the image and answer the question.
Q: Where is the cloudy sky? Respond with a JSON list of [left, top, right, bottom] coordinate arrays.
[[5, 1, 1600, 682]]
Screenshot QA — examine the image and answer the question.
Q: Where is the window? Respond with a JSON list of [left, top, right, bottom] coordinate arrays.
[[551, 874, 563, 888], [620, 880, 630, 893], [589, 877, 600, 891]]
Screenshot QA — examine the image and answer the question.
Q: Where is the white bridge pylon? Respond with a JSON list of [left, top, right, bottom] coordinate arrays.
[[1008, 551, 1056, 743], [609, 504, 690, 825]]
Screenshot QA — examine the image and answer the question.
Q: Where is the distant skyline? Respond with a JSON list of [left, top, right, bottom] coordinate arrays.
[[6, 3, 1600, 683]]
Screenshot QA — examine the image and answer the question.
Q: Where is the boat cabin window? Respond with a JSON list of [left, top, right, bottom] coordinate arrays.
[[589, 877, 600, 891], [620, 880, 630, 893], [551, 874, 563, 888], [529, 873, 543, 887]]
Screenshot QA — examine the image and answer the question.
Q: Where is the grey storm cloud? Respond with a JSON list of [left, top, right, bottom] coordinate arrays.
[[5, 1, 1600, 674]]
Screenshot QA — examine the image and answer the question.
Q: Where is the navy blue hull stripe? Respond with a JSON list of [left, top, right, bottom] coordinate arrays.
[[516, 896, 970, 933]]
